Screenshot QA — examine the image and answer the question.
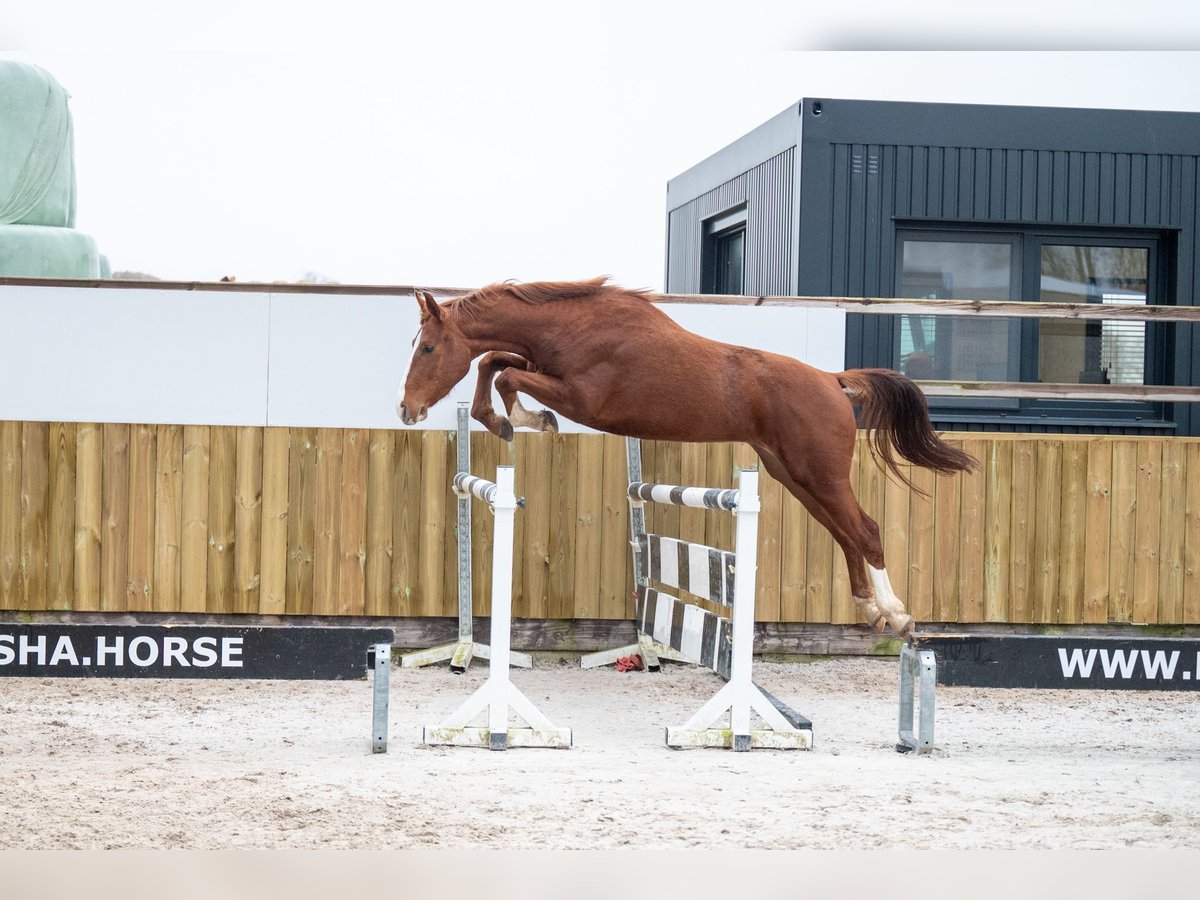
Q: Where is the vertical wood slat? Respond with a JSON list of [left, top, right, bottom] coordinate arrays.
[[363, 429, 393, 618], [126, 424, 156, 611], [1108, 440, 1138, 623], [933, 439, 962, 623], [957, 439, 987, 622], [1184, 442, 1200, 625], [982, 440, 1012, 623], [907, 465, 936, 623], [1058, 440, 1088, 624], [390, 430, 421, 617], [153, 425, 182, 613], [756, 465, 784, 623], [313, 428, 344, 617], [1007, 440, 1037, 624], [1133, 440, 1162, 623], [234, 426, 263, 615], [1082, 439, 1112, 624], [597, 434, 630, 620], [75, 424, 102, 611], [180, 425, 209, 613], [48, 422, 76, 609], [206, 427, 236, 614], [20, 423, 49, 611], [415, 430, 446, 617], [337, 428, 368, 616], [1158, 440, 1186, 624], [260, 428, 290, 616], [101, 424, 129, 612], [0, 422, 21, 608], [471, 431, 500, 617], [287, 428, 317, 616], [572, 434, 605, 619], [547, 433, 578, 619], [678, 442, 708, 549], [1032, 440, 1063, 623], [779, 461, 809, 624]]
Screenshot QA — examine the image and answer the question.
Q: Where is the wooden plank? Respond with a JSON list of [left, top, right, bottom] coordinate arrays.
[[678, 442, 708, 548], [126, 424, 156, 611], [1184, 443, 1200, 625], [20, 422, 49, 611], [779, 461, 809, 623], [1007, 440, 1037, 623], [286, 428, 317, 616], [259, 428, 290, 616], [363, 429, 393, 618], [440, 431, 458, 619], [233, 426, 263, 614], [0, 421, 22, 608], [100, 424, 130, 613], [1158, 440, 1186, 625], [312, 428, 344, 617], [656, 440, 682, 540], [1057, 440, 1088, 624], [1132, 440, 1162, 624], [204, 427, 236, 614], [803, 494, 833, 624], [47, 422, 76, 610], [917, 381, 1200, 403], [907, 464, 936, 623], [337, 428, 368, 616], [547, 433, 578, 619], [1082, 439, 1113, 625], [598, 434, 631, 620], [153, 425, 182, 613], [956, 439, 987, 623], [519, 432, 553, 617], [74, 424, 102, 611], [572, 434, 605, 619], [471, 431, 500, 617], [981, 440, 1012, 623], [755, 463, 783, 623], [1032, 440, 1063, 623], [416, 429, 447, 617], [707, 442, 735, 553], [932, 439, 962, 623], [1108, 440, 1138, 623], [180, 425, 210, 613], [390, 430, 421, 617]]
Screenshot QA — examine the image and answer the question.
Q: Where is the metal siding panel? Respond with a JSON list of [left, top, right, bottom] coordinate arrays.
[[973, 148, 990, 220], [1068, 151, 1085, 222], [1004, 149, 1022, 220], [1130, 154, 1147, 226], [1021, 150, 1038, 221], [1083, 152, 1101, 223], [1037, 150, 1054, 221], [911, 146, 928, 218], [895, 145, 912, 218], [1053, 151, 1070, 221]]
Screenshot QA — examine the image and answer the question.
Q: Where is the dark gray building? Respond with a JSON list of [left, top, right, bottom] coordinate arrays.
[[665, 98, 1200, 435]]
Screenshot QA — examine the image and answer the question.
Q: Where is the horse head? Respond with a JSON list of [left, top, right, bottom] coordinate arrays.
[[397, 290, 473, 425]]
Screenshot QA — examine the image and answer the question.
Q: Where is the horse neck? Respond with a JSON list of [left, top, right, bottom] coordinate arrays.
[[457, 300, 577, 361]]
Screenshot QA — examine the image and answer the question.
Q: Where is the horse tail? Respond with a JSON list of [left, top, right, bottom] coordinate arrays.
[[836, 368, 978, 493]]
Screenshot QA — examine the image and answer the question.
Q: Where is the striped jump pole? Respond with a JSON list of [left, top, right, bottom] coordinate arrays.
[[422, 465, 572, 750], [400, 404, 532, 673]]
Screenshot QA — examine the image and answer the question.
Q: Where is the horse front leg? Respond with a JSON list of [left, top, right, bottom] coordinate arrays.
[[493, 368, 573, 434], [471, 352, 532, 441]]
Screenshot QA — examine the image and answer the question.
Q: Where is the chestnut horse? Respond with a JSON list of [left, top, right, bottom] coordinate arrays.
[[397, 278, 976, 638]]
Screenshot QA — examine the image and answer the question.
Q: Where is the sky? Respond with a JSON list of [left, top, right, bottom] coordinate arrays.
[[3, 2, 1200, 291]]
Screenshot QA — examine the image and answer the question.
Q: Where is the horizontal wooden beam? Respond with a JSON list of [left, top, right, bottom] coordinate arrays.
[[917, 381, 1200, 403], [654, 292, 1200, 323]]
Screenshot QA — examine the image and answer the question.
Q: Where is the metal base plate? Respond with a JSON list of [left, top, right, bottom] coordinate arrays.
[[422, 725, 573, 749]]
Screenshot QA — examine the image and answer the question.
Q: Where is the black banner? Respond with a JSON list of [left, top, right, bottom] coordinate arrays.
[[0, 624, 394, 680], [917, 634, 1200, 691]]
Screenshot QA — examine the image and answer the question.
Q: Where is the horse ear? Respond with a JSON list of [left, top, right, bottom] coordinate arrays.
[[414, 289, 442, 322]]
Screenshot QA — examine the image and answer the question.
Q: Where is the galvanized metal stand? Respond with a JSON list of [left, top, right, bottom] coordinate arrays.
[[423, 466, 572, 750], [897, 642, 936, 754], [371, 642, 391, 753], [400, 404, 532, 673]]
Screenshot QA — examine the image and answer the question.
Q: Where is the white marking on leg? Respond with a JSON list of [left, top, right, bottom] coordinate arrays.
[[868, 565, 913, 636]]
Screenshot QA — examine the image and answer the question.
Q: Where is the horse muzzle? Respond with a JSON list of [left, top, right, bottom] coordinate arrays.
[[398, 402, 428, 426]]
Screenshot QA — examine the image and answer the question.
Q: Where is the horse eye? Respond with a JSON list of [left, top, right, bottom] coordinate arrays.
[[422, 344, 434, 354]]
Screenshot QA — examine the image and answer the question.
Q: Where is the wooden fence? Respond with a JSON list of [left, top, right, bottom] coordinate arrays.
[[2, 420, 1197, 626]]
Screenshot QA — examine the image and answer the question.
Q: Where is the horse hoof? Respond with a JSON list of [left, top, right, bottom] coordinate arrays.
[[498, 419, 514, 442], [893, 615, 915, 640], [869, 615, 887, 634], [541, 411, 559, 433]]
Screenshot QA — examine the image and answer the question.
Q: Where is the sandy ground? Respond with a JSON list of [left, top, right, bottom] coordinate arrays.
[[0, 655, 1197, 850]]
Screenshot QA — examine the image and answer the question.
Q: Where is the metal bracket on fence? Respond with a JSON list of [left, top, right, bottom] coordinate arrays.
[[897, 643, 936, 754]]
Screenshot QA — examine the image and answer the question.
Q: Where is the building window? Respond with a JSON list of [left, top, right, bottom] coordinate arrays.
[[892, 227, 1167, 427], [702, 207, 746, 295]]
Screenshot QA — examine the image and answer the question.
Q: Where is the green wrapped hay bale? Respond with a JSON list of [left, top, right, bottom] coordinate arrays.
[[0, 61, 77, 229]]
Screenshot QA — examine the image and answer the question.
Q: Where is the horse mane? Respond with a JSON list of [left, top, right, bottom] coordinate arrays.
[[453, 277, 650, 318]]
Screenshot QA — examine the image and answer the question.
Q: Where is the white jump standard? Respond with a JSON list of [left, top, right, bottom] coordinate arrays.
[[400, 404, 532, 673], [422, 465, 572, 750]]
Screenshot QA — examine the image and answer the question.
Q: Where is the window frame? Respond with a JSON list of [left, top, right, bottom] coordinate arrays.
[[891, 222, 1173, 430], [702, 205, 748, 295]]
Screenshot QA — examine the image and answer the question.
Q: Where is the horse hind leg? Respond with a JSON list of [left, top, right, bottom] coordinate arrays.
[[753, 447, 885, 633]]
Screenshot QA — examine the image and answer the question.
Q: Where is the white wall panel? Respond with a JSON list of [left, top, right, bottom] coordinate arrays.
[[1, 286, 848, 431], [0, 286, 270, 425]]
